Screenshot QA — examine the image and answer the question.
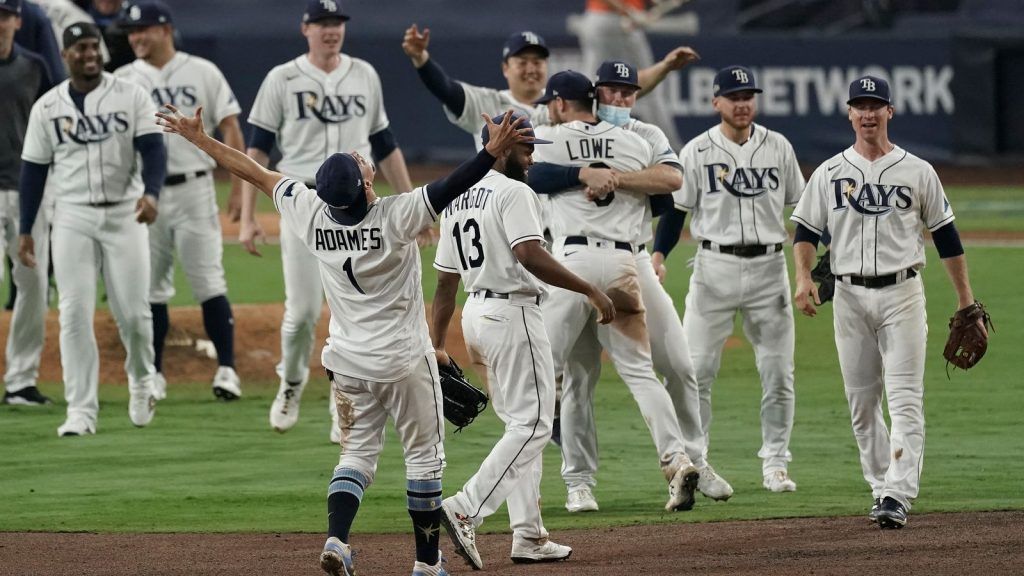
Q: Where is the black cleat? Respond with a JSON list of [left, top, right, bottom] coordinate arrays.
[[3, 386, 53, 406], [876, 496, 908, 529]]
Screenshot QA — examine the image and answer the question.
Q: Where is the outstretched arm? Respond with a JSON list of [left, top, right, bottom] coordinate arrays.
[[156, 104, 282, 198], [637, 46, 700, 99], [403, 24, 468, 117]]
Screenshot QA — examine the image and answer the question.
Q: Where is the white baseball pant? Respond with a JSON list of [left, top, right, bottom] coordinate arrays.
[[278, 214, 324, 385]]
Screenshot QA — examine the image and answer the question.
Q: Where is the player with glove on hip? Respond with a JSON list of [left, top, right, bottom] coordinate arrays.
[[431, 111, 614, 570], [792, 75, 988, 530]]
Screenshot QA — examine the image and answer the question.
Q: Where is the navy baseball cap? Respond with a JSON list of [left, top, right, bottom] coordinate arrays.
[[316, 153, 366, 216], [479, 112, 552, 147], [533, 70, 595, 104], [304, 0, 349, 24], [119, 1, 173, 28], [0, 0, 21, 16], [713, 65, 762, 97], [847, 75, 891, 105], [502, 31, 549, 60], [63, 22, 102, 49], [595, 60, 641, 89]]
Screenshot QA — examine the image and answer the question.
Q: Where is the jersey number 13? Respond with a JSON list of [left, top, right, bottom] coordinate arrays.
[[452, 219, 484, 270]]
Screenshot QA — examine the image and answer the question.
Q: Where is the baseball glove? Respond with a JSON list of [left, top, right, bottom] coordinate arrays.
[[943, 301, 993, 372], [810, 249, 835, 303], [438, 358, 488, 432]]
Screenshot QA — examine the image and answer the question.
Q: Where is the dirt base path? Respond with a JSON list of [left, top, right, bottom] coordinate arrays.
[[0, 511, 1019, 575]]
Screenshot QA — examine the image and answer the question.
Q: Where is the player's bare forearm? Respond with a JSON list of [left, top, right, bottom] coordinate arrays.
[[793, 241, 820, 316], [793, 241, 817, 282], [431, 270, 461, 351], [219, 115, 247, 219], [636, 46, 700, 98], [940, 254, 976, 309], [241, 148, 269, 221], [617, 164, 682, 195], [378, 147, 413, 193]]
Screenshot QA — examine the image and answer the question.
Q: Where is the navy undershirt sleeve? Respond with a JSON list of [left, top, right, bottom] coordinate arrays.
[[18, 161, 49, 233], [794, 223, 821, 248], [526, 163, 581, 195], [931, 222, 965, 258], [134, 133, 167, 199], [369, 127, 398, 164], [650, 194, 673, 217], [416, 58, 467, 118], [247, 126, 276, 156], [652, 208, 687, 256], [426, 149, 497, 214]]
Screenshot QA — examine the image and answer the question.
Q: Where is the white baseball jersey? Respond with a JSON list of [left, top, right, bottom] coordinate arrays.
[[673, 124, 804, 246], [444, 84, 551, 150], [250, 55, 389, 180], [272, 177, 436, 382], [21, 73, 160, 204], [115, 52, 241, 175], [792, 145, 954, 277], [533, 120, 656, 243], [624, 118, 681, 245], [433, 169, 546, 295]]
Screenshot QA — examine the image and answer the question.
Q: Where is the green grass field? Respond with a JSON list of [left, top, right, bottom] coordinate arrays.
[[0, 184, 1020, 534]]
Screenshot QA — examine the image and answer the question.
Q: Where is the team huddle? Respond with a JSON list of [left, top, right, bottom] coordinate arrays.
[[2, 0, 989, 575]]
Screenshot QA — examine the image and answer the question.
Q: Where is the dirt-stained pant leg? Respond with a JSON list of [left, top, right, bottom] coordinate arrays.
[[278, 216, 323, 385]]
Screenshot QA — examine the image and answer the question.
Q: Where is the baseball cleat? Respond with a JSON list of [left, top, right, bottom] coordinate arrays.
[[565, 487, 599, 513], [510, 535, 572, 564], [151, 372, 168, 401], [876, 497, 908, 529], [3, 386, 53, 406], [412, 552, 448, 576], [440, 499, 483, 570], [212, 366, 242, 401], [869, 498, 882, 523], [697, 463, 734, 501], [270, 378, 307, 432], [666, 462, 700, 511], [319, 536, 354, 576], [57, 415, 96, 437], [128, 378, 157, 427], [763, 470, 797, 493]]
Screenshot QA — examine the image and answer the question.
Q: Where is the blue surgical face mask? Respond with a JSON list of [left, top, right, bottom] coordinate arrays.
[[597, 103, 631, 126]]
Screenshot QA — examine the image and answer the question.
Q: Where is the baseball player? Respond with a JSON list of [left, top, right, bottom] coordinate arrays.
[[792, 75, 984, 529], [431, 112, 614, 570], [19, 21, 165, 436], [531, 70, 699, 512], [527, 60, 733, 508], [240, 0, 415, 442], [115, 0, 243, 401], [652, 65, 805, 493], [1, 0, 55, 407], [159, 101, 531, 576]]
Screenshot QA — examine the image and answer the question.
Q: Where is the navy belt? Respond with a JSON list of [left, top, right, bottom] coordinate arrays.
[[564, 235, 637, 253], [701, 240, 783, 258], [164, 170, 208, 186], [88, 199, 129, 208], [840, 269, 917, 289], [473, 290, 541, 305]]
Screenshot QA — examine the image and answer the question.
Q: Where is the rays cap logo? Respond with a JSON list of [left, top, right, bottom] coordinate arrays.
[[479, 111, 552, 147], [595, 60, 641, 90], [62, 21, 102, 49], [0, 0, 22, 16], [534, 70, 595, 104], [847, 75, 891, 105], [502, 30, 549, 60], [303, 0, 349, 24], [117, 0, 173, 29], [713, 65, 762, 97]]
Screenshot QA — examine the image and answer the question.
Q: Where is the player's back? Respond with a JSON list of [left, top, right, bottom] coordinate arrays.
[[533, 120, 654, 243], [435, 170, 545, 296], [272, 177, 437, 382]]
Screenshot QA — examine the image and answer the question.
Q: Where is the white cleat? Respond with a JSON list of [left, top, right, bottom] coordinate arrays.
[[319, 536, 354, 576], [440, 499, 482, 570], [698, 463, 734, 501], [764, 469, 797, 493], [329, 396, 341, 444], [564, 487, 599, 513], [128, 378, 157, 427], [510, 534, 572, 564], [212, 366, 242, 401], [270, 378, 307, 432], [151, 372, 168, 401], [666, 460, 700, 512], [57, 415, 96, 437]]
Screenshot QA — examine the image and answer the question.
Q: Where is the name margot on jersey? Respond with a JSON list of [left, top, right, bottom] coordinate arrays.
[[443, 186, 493, 218], [315, 227, 382, 251]]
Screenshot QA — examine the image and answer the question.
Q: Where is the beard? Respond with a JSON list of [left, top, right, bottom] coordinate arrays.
[[505, 155, 527, 183]]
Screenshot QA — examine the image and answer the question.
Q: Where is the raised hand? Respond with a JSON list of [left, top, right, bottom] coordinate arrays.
[[481, 110, 530, 156], [156, 104, 206, 144], [402, 24, 431, 68], [661, 46, 700, 71]]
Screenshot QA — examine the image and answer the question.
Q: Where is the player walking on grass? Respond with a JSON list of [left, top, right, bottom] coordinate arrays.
[[20, 21, 165, 436], [159, 100, 532, 576], [241, 0, 415, 442], [115, 0, 244, 401], [792, 75, 985, 530], [653, 65, 805, 493], [431, 111, 614, 570]]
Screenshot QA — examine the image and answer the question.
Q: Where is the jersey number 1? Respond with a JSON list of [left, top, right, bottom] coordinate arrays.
[[342, 257, 365, 294], [452, 219, 484, 270]]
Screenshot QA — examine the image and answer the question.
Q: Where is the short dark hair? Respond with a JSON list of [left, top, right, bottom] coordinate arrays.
[[563, 98, 593, 113]]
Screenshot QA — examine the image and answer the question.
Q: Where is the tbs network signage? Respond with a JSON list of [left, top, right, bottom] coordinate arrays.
[[649, 37, 956, 162]]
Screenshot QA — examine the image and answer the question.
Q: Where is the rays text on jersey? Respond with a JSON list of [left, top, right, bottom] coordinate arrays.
[[315, 227, 382, 252], [294, 91, 367, 123], [705, 164, 780, 198], [52, 113, 130, 145], [149, 86, 198, 108], [831, 178, 912, 215]]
